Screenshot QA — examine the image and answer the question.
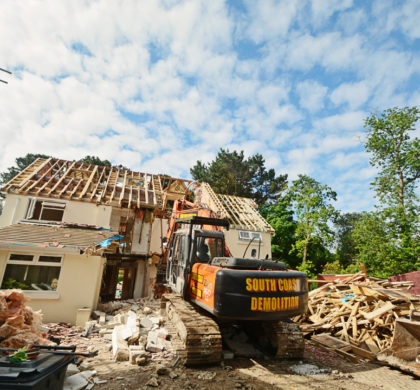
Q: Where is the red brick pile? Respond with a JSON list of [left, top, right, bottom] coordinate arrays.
[[0, 289, 52, 349]]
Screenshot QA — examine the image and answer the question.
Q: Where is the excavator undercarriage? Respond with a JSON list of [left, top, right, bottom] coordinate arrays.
[[162, 293, 305, 365]]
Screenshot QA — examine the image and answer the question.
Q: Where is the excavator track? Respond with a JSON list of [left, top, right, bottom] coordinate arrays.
[[263, 320, 304, 359], [161, 294, 222, 365], [162, 294, 304, 365]]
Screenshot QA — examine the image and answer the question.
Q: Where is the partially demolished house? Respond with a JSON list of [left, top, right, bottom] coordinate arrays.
[[0, 158, 190, 324], [0, 158, 275, 325], [200, 183, 275, 260]]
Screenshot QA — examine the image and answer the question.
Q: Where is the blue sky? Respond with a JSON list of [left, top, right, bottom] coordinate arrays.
[[0, 0, 419, 212]]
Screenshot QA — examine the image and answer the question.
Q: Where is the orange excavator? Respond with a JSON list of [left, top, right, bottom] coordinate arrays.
[[157, 197, 308, 365]]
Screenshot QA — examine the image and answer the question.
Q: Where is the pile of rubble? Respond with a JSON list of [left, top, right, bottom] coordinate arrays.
[[83, 298, 174, 366], [0, 289, 52, 349], [294, 272, 420, 360]]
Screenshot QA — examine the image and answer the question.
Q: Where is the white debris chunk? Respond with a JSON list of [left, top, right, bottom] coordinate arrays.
[[66, 363, 80, 375], [112, 325, 130, 361], [63, 373, 88, 390], [289, 363, 330, 375]]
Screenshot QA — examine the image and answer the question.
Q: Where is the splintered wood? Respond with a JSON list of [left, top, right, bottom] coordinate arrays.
[[294, 272, 420, 359]]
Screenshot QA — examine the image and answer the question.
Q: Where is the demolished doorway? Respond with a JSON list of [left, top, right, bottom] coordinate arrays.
[[99, 255, 147, 302]]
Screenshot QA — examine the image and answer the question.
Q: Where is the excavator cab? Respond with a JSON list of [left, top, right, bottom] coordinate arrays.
[[165, 216, 229, 296]]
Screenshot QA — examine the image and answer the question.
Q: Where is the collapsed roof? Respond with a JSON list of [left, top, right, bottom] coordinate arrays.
[[0, 223, 121, 253]]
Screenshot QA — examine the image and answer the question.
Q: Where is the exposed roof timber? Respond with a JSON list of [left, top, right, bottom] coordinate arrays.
[[48, 161, 76, 195], [217, 193, 274, 234], [1, 158, 192, 210], [79, 165, 98, 199]]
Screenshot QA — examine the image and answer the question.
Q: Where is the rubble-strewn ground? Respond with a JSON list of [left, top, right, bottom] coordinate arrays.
[[46, 298, 420, 390]]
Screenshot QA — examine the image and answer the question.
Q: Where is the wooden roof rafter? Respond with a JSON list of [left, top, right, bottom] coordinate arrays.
[[1, 157, 184, 210], [79, 165, 98, 199], [35, 160, 69, 195], [22, 158, 58, 194], [11, 158, 53, 191], [216, 193, 274, 234], [89, 166, 107, 200], [109, 168, 120, 203], [96, 166, 113, 203], [48, 160, 76, 195], [118, 170, 128, 207]]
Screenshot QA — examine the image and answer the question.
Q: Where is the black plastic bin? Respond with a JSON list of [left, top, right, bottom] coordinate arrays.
[[0, 352, 74, 390]]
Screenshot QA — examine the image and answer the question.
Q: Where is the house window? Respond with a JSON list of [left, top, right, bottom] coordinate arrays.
[[26, 199, 65, 222], [238, 231, 262, 242], [1, 253, 62, 291]]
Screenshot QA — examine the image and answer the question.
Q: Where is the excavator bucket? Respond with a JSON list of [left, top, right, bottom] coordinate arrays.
[[377, 313, 420, 377]]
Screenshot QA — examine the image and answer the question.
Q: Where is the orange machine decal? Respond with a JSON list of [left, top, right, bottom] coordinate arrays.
[[189, 263, 220, 310]]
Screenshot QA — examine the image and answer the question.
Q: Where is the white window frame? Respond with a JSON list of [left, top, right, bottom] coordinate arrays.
[[238, 230, 262, 242], [26, 198, 66, 222], [1, 253, 62, 298]]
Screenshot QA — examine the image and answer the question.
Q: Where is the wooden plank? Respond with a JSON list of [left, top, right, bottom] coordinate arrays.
[[79, 165, 98, 199], [364, 335, 380, 354], [109, 169, 120, 202], [90, 166, 106, 199], [128, 186, 133, 209], [69, 179, 84, 199], [24, 159, 59, 193], [352, 316, 358, 339], [341, 316, 350, 343], [35, 160, 65, 194], [48, 161, 76, 195], [350, 301, 360, 317], [362, 301, 395, 321], [144, 174, 149, 204], [118, 170, 128, 206], [99, 167, 114, 202], [335, 348, 362, 363], [350, 345, 376, 360], [58, 178, 74, 198], [6, 158, 50, 190]]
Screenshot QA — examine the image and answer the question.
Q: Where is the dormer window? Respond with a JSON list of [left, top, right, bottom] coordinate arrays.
[[26, 199, 66, 222], [238, 231, 262, 242]]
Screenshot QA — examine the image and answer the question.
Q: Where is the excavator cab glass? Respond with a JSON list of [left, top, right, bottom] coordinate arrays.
[[193, 235, 224, 264]]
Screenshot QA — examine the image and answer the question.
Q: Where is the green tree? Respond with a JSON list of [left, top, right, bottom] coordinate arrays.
[[288, 175, 338, 265], [352, 211, 418, 277], [190, 149, 287, 205], [354, 107, 420, 276], [260, 198, 299, 267], [79, 155, 112, 167], [364, 106, 419, 212], [78, 155, 129, 170], [0, 153, 51, 185], [334, 212, 363, 269]]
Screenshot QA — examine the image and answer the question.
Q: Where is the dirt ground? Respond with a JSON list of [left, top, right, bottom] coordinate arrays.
[[56, 324, 419, 390]]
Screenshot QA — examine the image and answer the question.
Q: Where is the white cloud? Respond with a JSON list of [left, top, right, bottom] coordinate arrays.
[[330, 81, 370, 109], [336, 8, 367, 35], [313, 111, 365, 133], [0, 0, 417, 215], [245, 0, 301, 43], [329, 151, 366, 169], [296, 80, 328, 112], [310, 0, 354, 28], [372, 0, 420, 40]]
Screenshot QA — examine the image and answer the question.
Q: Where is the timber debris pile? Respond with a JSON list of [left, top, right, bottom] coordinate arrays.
[[0, 289, 51, 349], [294, 272, 420, 364]]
